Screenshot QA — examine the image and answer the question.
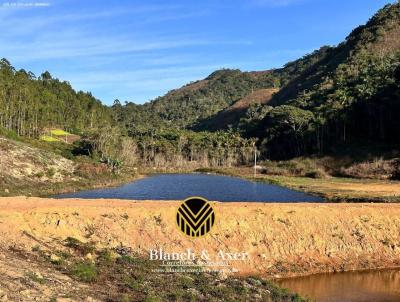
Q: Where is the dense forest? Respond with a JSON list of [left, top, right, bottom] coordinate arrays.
[[0, 59, 111, 137], [1, 2, 399, 168], [253, 2, 400, 159], [78, 126, 256, 170], [113, 69, 280, 130], [120, 2, 400, 161], [0, 59, 256, 168]]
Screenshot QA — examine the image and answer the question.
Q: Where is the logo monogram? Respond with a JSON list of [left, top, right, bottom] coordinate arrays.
[[176, 197, 215, 238]]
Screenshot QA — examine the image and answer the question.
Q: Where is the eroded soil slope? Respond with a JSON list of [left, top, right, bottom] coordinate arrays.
[[0, 197, 399, 278], [0, 137, 76, 192]]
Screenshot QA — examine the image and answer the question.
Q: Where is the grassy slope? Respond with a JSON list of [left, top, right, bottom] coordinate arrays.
[[0, 134, 139, 197]]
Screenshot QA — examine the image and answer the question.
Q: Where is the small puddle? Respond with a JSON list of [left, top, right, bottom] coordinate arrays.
[[276, 269, 400, 302]]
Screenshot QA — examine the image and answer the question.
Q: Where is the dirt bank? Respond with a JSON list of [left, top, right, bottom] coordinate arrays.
[[263, 175, 400, 202], [0, 197, 399, 278]]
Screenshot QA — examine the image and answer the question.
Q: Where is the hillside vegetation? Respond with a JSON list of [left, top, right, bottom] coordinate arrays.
[[109, 3, 400, 165], [0, 59, 111, 137], [113, 47, 335, 133], [1, 3, 399, 188], [194, 88, 278, 131], [249, 3, 400, 159], [116, 69, 280, 130]]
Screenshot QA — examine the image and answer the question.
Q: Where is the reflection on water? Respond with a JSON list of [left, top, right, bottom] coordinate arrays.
[[277, 269, 400, 302], [53, 173, 323, 202]]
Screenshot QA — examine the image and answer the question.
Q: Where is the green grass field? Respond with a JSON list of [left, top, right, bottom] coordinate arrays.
[[39, 135, 60, 142], [50, 129, 71, 136], [39, 129, 72, 142]]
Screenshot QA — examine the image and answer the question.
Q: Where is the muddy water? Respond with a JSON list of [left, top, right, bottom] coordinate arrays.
[[277, 269, 400, 302]]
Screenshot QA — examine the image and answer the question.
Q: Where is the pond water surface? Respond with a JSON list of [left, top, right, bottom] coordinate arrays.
[[54, 173, 323, 202], [277, 269, 400, 302], [53, 173, 399, 301]]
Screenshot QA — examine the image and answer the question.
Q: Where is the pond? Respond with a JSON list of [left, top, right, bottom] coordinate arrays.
[[53, 173, 399, 300], [277, 269, 400, 302], [54, 173, 323, 202]]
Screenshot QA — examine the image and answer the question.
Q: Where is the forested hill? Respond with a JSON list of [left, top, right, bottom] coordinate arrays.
[[114, 69, 280, 130], [114, 45, 332, 131], [0, 59, 111, 137], [270, 2, 400, 107], [193, 88, 278, 131], [245, 2, 400, 159], [1, 2, 399, 163], [116, 2, 400, 160]]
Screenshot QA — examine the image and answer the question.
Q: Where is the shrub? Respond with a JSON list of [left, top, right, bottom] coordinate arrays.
[[117, 255, 137, 265], [74, 162, 108, 178], [340, 158, 396, 179], [262, 158, 327, 177], [0, 127, 20, 141], [63, 237, 96, 255], [46, 168, 56, 178], [34, 171, 45, 178], [97, 249, 115, 265], [25, 271, 46, 284], [71, 261, 97, 282], [305, 168, 329, 179], [391, 160, 400, 180]]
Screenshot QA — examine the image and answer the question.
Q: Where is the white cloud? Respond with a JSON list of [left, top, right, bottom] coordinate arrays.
[[0, 3, 249, 62], [0, 2, 255, 103], [62, 65, 223, 103]]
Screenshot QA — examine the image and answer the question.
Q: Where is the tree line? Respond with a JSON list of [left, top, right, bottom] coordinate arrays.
[[2, 3, 399, 168], [239, 3, 400, 159], [0, 58, 257, 169], [0, 58, 111, 138], [77, 126, 256, 169]]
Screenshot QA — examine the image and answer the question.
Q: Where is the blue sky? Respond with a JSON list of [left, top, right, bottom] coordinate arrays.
[[0, 0, 394, 105]]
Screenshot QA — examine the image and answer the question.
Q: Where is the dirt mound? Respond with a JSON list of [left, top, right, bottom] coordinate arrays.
[[1, 197, 399, 278], [0, 137, 76, 188]]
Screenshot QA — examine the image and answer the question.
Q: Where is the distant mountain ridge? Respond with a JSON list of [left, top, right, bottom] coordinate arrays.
[[1, 2, 399, 162], [117, 69, 281, 130], [270, 2, 400, 108], [252, 2, 400, 158], [115, 2, 400, 159], [118, 46, 333, 130]]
